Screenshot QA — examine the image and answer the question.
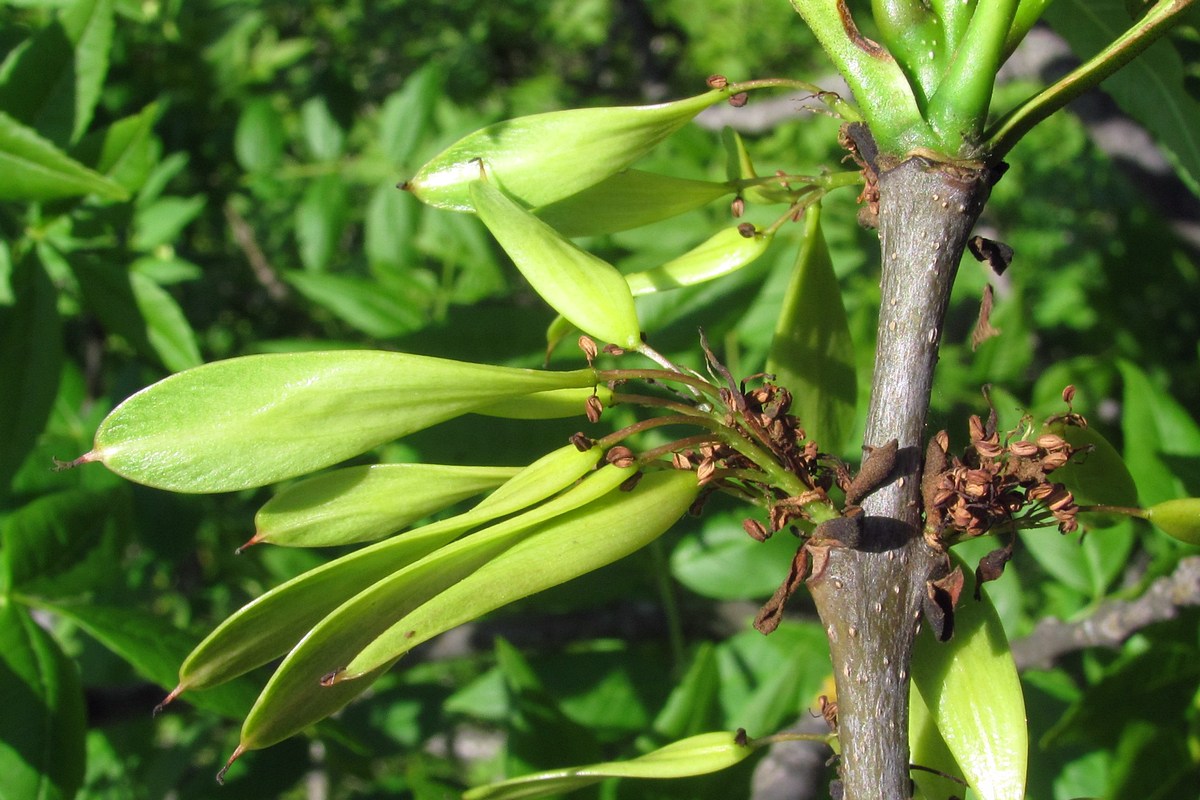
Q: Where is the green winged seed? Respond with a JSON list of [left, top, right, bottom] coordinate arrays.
[[474, 386, 615, 420], [174, 444, 604, 694], [911, 559, 1027, 800], [1145, 498, 1200, 545], [624, 225, 774, 297], [464, 730, 754, 800], [471, 181, 641, 349], [86, 350, 596, 492], [533, 170, 732, 237], [250, 464, 520, 548], [237, 463, 640, 751], [341, 468, 699, 679], [406, 89, 730, 211]]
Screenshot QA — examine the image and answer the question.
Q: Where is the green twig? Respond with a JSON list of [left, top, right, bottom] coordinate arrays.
[[986, 0, 1197, 159], [925, 0, 1019, 153]]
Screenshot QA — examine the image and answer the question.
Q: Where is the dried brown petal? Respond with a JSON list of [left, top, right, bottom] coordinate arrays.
[[585, 394, 603, 423], [1040, 451, 1070, 471], [1036, 433, 1067, 452], [731, 196, 745, 218], [969, 415, 986, 442], [606, 445, 636, 468], [743, 518, 771, 542], [671, 451, 692, 470], [737, 222, 757, 238], [1008, 440, 1039, 458], [974, 440, 1004, 459], [753, 546, 810, 634], [706, 74, 730, 89], [696, 459, 717, 484], [570, 432, 593, 452], [1062, 385, 1076, 405], [577, 335, 598, 361], [728, 92, 749, 107]]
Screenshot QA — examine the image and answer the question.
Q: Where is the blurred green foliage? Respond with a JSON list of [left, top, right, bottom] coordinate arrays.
[[0, 1, 1197, 798]]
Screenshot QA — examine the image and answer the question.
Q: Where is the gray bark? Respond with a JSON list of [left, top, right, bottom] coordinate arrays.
[[806, 146, 1001, 800]]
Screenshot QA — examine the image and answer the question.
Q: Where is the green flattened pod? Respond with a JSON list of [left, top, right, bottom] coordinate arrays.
[[471, 181, 642, 349], [172, 444, 605, 697], [473, 386, 615, 420], [1145, 498, 1200, 545], [911, 559, 1027, 800], [339, 468, 700, 680], [236, 463, 647, 752], [463, 730, 755, 800], [533, 170, 732, 237], [250, 463, 520, 548], [406, 89, 730, 211], [84, 350, 596, 493], [624, 225, 774, 297]]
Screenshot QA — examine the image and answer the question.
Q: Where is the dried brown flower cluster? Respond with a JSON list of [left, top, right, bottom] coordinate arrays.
[[923, 407, 1085, 542]]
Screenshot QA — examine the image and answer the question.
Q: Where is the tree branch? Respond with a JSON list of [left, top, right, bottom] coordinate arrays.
[[1012, 555, 1200, 671]]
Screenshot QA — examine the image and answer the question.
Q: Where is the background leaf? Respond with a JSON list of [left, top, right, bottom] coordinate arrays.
[[1045, 0, 1200, 196], [0, 602, 86, 800]]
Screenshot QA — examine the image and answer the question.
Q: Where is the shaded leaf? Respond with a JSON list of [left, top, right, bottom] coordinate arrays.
[[766, 204, 857, 453], [0, 110, 127, 200], [0, 253, 62, 493], [283, 269, 428, 338], [0, 602, 85, 800], [1045, 0, 1200, 196]]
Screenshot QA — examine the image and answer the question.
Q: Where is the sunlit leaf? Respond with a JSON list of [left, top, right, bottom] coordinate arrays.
[[0, 110, 127, 200]]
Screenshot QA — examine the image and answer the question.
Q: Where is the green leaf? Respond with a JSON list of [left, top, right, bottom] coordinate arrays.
[[0, 110, 127, 200], [234, 98, 286, 173], [462, 730, 755, 800], [911, 559, 1027, 800], [532, 170, 732, 237], [646, 643, 721, 743], [86, 351, 598, 492], [250, 463, 520, 548], [406, 88, 731, 211], [1, 487, 127, 596], [1045, 0, 1200, 196], [0, 603, 85, 800], [339, 468, 699, 680], [236, 464, 642, 752], [1020, 521, 1135, 599], [176, 444, 606, 694], [471, 180, 642, 349], [295, 174, 348, 272], [1118, 360, 1200, 506], [1048, 420, 1140, 527], [132, 194, 206, 251], [282, 269, 427, 338], [69, 101, 161, 191], [0, 0, 114, 145], [47, 602, 259, 720], [624, 224, 774, 297], [766, 204, 857, 453], [670, 509, 811, 601], [299, 96, 344, 161], [378, 64, 441, 168], [364, 181, 419, 279], [68, 254, 201, 373], [0, 253, 62, 493]]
